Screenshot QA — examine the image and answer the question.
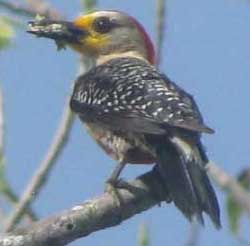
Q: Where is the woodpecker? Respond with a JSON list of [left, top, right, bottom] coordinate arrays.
[[27, 10, 221, 227]]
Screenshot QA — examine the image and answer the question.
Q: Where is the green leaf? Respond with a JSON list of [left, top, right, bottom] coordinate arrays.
[[81, 0, 97, 12], [0, 16, 14, 50], [227, 194, 242, 234], [0, 157, 7, 192], [138, 223, 150, 246], [226, 168, 250, 234], [238, 169, 250, 190]]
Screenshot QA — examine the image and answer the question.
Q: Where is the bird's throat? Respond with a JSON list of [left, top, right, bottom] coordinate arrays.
[[95, 51, 149, 66]]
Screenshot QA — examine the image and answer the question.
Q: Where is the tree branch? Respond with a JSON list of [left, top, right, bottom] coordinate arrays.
[[0, 169, 167, 246], [0, 161, 250, 246], [0, 0, 62, 19], [208, 162, 250, 213]]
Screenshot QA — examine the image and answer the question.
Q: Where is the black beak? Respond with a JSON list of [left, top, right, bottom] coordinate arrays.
[[27, 18, 86, 45]]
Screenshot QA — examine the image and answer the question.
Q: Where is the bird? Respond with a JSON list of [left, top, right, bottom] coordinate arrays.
[[27, 10, 221, 228]]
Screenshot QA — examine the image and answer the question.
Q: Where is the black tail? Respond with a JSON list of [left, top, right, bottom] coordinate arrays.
[[155, 136, 221, 228]]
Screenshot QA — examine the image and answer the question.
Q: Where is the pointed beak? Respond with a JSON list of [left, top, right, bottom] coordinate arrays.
[[27, 18, 87, 48]]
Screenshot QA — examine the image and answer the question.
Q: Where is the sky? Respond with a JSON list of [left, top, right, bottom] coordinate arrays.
[[1, 0, 250, 245]]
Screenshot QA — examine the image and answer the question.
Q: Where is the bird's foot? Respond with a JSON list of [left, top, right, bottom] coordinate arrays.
[[105, 178, 127, 206], [105, 177, 128, 188]]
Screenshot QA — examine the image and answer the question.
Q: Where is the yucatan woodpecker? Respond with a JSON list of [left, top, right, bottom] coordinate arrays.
[[27, 10, 221, 227]]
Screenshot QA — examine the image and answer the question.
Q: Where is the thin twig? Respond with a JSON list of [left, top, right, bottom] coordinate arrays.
[[155, 0, 166, 66], [0, 88, 4, 156], [2, 185, 37, 222], [208, 162, 250, 213], [0, 0, 35, 17], [2, 0, 95, 233], [24, 0, 62, 19], [0, 0, 74, 231], [0, 200, 6, 229], [81, 0, 97, 12], [0, 0, 62, 19], [0, 88, 37, 222], [4, 101, 74, 232], [0, 169, 168, 246]]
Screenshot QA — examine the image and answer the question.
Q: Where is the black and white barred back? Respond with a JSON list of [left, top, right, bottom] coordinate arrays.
[[70, 57, 213, 136]]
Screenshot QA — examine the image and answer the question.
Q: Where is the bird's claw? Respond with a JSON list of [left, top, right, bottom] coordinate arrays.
[[105, 178, 128, 206], [105, 177, 127, 188]]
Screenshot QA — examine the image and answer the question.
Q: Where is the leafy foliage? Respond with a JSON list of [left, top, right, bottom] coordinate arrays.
[[138, 224, 150, 246], [0, 16, 14, 50], [81, 0, 97, 12], [227, 195, 242, 234], [227, 169, 250, 234]]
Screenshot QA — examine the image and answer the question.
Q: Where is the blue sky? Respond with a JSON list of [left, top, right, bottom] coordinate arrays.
[[1, 0, 250, 245]]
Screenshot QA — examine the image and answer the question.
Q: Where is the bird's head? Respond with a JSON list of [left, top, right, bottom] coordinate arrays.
[[27, 11, 155, 65]]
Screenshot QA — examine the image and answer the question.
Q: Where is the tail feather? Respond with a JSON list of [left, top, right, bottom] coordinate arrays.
[[155, 136, 221, 228], [187, 162, 221, 228], [156, 143, 204, 224]]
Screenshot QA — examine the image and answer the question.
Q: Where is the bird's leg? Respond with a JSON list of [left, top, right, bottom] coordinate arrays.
[[106, 160, 127, 185], [105, 161, 127, 206]]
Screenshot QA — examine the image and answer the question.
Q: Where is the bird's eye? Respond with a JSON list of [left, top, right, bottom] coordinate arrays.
[[93, 17, 113, 34]]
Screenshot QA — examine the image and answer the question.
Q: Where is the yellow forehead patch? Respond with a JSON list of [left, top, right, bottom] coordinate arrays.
[[73, 15, 94, 30], [72, 14, 108, 53]]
